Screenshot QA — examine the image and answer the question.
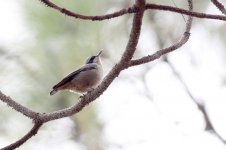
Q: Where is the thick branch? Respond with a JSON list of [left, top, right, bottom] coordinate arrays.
[[211, 0, 226, 15], [128, 0, 193, 67], [0, 91, 39, 119]]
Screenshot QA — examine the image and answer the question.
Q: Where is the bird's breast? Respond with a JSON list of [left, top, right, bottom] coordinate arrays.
[[70, 67, 103, 93]]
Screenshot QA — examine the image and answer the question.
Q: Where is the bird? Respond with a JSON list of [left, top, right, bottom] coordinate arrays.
[[50, 51, 103, 96]]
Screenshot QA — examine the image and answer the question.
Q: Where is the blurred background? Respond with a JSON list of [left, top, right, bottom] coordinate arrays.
[[0, 0, 226, 149]]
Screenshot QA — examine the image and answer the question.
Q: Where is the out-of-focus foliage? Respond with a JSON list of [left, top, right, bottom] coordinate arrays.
[[21, 0, 108, 149], [1, 0, 226, 149], [21, 0, 105, 108]]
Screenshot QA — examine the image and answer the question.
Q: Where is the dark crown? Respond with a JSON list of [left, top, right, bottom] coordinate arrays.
[[85, 56, 96, 64]]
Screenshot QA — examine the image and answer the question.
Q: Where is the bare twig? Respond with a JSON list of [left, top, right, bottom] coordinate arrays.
[[128, 32, 188, 66], [211, 0, 226, 15], [2, 122, 43, 150], [163, 56, 226, 144], [39, 0, 226, 21], [170, 0, 186, 23], [145, 3, 226, 21], [128, 0, 193, 67], [40, 0, 137, 21]]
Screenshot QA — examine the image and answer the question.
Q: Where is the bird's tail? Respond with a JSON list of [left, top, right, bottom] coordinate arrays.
[[50, 89, 58, 96]]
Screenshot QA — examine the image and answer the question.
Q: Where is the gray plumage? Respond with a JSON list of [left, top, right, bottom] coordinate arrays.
[[50, 51, 103, 96]]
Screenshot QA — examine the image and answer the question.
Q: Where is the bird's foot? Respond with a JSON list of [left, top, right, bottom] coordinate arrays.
[[79, 94, 86, 99], [79, 88, 95, 99]]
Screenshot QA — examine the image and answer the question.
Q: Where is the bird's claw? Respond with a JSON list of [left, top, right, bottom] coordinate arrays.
[[79, 94, 85, 99]]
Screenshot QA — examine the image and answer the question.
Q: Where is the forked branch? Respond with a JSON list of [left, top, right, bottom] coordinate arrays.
[[1, 0, 226, 149], [1, 0, 146, 149], [128, 0, 193, 67]]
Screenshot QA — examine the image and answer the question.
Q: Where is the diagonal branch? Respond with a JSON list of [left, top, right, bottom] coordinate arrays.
[[128, 0, 193, 67], [3, 0, 225, 149], [211, 0, 226, 15], [2, 122, 43, 150], [163, 56, 226, 144], [120, 0, 146, 64]]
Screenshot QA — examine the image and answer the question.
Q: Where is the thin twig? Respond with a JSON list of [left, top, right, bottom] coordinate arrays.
[[170, 0, 186, 23], [211, 0, 226, 15], [145, 3, 226, 21], [1, 122, 43, 150], [0, 0, 146, 149], [40, 0, 137, 21], [39, 0, 226, 21], [163, 56, 226, 144]]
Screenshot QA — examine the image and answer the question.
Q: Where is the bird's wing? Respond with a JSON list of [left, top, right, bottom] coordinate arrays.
[[52, 65, 96, 89]]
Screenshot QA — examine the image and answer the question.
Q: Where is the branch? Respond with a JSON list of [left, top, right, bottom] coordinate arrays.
[[145, 3, 226, 21], [40, 0, 137, 21], [0, 0, 146, 148], [0, 91, 40, 119], [211, 0, 226, 15], [2, 122, 43, 150], [128, 0, 193, 67]]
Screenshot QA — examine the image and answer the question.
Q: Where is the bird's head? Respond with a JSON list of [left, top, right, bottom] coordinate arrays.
[[85, 51, 102, 64]]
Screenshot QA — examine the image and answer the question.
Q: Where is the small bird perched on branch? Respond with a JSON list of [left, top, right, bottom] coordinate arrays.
[[50, 51, 103, 96]]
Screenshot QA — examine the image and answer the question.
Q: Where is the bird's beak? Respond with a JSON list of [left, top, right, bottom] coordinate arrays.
[[96, 51, 102, 57]]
